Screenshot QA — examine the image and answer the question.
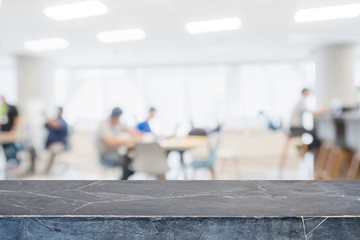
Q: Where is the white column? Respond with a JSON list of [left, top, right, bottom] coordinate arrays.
[[16, 55, 57, 151], [313, 44, 358, 109], [17, 55, 56, 112]]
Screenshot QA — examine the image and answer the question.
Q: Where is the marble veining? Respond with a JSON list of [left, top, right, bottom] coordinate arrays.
[[1, 180, 359, 217], [0, 181, 359, 239]]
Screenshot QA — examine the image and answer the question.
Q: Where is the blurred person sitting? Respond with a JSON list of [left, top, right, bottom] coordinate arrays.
[[136, 107, 156, 133], [43, 107, 69, 173], [97, 107, 141, 180], [0, 96, 20, 167]]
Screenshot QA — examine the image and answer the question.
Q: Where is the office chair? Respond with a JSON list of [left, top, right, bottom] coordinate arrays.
[[132, 142, 169, 180]]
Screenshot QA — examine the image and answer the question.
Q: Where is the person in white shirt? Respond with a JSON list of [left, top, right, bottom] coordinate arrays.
[[289, 88, 330, 150], [290, 88, 329, 135], [290, 89, 310, 134]]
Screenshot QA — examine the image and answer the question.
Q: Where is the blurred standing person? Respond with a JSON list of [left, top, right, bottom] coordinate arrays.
[[43, 107, 68, 173], [290, 88, 329, 135], [136, 107, 156, 133], [97, 107, 140, 180], [289, 88, 329, 149], [0, 96, 20, 167]]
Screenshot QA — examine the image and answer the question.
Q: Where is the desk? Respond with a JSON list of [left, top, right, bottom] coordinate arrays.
[[315, 115, 337, 144], [316, 113, 360, 149], [343, 114, 360, 179], [343, 114, 360, 151], [0, 180, 359, 239], [159, 136, 207, 179], [0, 133, 27, 145]]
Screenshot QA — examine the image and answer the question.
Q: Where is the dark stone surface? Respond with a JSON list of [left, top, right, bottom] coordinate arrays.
[[0, 217, 359, 239], [1, 180, 360, 217], [0, 180, 359, 239], [303, 217, 360, 240], [0, 217, 306, 240]]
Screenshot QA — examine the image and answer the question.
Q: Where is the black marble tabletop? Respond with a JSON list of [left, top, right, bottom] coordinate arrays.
[[0, 180, 359, 217]]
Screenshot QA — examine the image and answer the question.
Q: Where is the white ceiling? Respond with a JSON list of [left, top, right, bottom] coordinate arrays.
[[1, 0, 360, 67]]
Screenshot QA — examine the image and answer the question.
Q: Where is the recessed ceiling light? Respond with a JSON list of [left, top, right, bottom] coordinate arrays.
[[24, 38, 69, 52], [96, 29, 146, 43], [295, 4, 360, 23], [185, 17, 241, 34], [44, 0, 108, 21]]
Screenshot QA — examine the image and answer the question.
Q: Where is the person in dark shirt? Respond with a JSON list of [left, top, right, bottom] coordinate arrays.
[[0, 97, 18, 132], [0, 96, 20, 165], [136, 107, 156, 133], [44, 107, 68, 172]]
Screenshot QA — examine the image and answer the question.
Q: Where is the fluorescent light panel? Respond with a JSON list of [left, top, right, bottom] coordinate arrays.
[[97, 29, 146, 43], [44, 0, 108, 21], [24, 38, 69, 52], [295, 3, 360, 23], [185, 17, 241, 34]]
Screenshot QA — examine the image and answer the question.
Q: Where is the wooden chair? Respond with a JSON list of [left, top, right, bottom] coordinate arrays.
[[347, 153, 360, 180], [314, 142, 331, 179], [315, 142, 352, 180]]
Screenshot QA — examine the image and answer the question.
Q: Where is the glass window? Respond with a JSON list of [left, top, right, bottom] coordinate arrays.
[[103, 69, 141, 127], [55, 69, 104, 130], [0, 67, 17, 104], [54, 62, 315, 131], [141, 67, 185, 135], [183, 66, 226, 129]]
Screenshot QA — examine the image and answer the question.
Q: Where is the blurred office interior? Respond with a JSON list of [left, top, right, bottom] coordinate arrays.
[[1, 0, 360, 181]]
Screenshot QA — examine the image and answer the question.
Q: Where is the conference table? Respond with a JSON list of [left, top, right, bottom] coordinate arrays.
[[159, 136, 207, 179]]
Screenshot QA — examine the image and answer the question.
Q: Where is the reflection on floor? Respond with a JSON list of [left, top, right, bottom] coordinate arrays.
[[3, 130, 313, 181]]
